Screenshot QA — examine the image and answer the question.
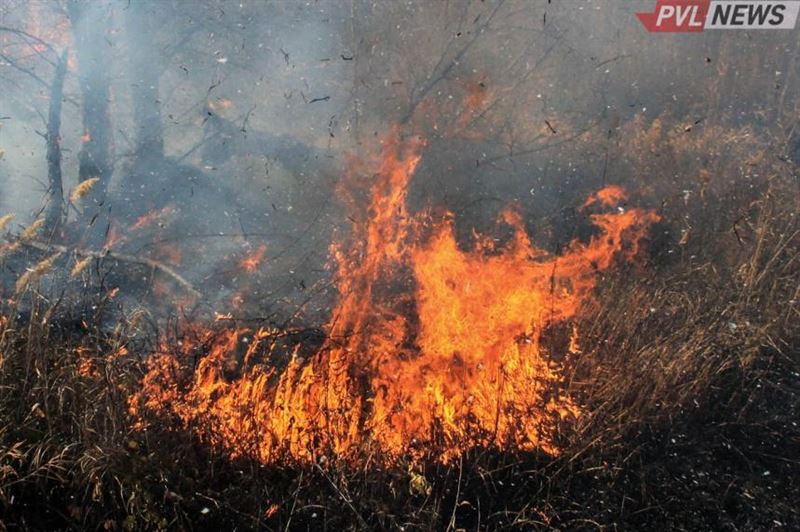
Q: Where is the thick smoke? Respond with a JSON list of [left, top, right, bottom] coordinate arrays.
[[0, 0, 797, 321]]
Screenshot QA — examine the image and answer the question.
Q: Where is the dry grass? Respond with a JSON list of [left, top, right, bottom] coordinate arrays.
[[19, 219, 45, 242], [0, 117, 798, 529], [0, 214, 15, 234], [69, 178, 100, 204], [14, 253, 61, 294]]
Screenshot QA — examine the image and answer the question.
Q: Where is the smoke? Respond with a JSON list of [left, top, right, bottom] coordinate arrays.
[[0, 0, 797, 319]]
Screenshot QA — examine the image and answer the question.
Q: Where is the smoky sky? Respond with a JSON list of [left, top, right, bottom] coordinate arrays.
[[0, 0, 797, 314]]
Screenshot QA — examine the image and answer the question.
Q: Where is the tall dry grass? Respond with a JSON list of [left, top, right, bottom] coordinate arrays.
[[0, 114, 797, 529]]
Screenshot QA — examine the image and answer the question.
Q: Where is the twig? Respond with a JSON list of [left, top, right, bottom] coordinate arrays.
[[402, 0, 506, 124], [312, 462, 368, 529], [284, 470, 304, 532], [446, 455, 464, 532], [0, 26, 59, 63]]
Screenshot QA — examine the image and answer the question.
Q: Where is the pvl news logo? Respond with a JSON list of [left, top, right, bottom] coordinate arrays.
[[636, 0, 800, 32]]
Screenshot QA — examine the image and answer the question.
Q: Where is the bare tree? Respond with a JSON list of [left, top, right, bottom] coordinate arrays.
[[43, 49, 69, 235], [67, 0, 114, 241], [125, 0, 164, 160]]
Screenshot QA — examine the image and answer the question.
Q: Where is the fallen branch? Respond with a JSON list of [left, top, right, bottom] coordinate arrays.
[[18, 239, 201, 298]]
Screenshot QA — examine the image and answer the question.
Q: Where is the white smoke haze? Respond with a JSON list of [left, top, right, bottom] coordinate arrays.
[[0, 0, 797, 318]]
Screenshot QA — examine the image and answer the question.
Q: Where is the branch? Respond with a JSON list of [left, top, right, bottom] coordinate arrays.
[[0, 51, 80, 109], [0, 26, 59, 64], [0, 51, 53, 89], [18, 240, 202, 299], [401, 0, 506, 125]]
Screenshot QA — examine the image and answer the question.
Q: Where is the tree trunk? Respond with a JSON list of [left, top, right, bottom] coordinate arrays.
[[67, 0, 114, 242], [125, 0, 164, 160], [43, 49, 69, 236]]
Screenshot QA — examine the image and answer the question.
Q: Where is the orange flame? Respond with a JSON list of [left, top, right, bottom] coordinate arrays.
[[104, 224, 122, 249], [131, 205, 176, 231], [239, 245, 267, 273], [452, 80, 493, 137], [131, 131, 659, 465], [581, 184, 628, 209]]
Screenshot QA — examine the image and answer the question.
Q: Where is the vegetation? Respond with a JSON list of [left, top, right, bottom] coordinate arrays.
[[1, 118, 797, 530], [0, 2, 798, 530]]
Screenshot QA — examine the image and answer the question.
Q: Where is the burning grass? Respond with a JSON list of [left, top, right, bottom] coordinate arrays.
[[126, 133, 660, 467], [0, 117, 798, 529]]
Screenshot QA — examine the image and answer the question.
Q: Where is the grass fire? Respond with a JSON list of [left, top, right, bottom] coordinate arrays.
[[0, 1, 798, 530]]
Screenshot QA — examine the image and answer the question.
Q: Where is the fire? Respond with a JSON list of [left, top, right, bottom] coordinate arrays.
[[18, 4, 72, 60], [239, 245, 267, 273], [76, 347, 100, 379], [582, 184, 628, 209], [131, 130, 659, 465], [568, 324, 581, 354], [103, 224, 121, 249], [129, 205, 177, 231], [452, 80, 493, 137], [207, 98, 234, 111], [102, 206, 178, 251]]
